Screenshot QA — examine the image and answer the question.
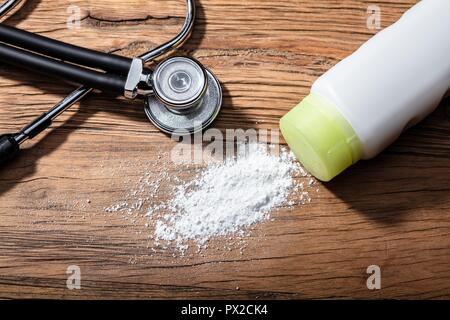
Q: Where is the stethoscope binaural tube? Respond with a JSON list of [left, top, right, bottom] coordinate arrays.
[[0, 23, 133, 75], [0, 41, 129, 94], [0, 0, 223, 165], [0, 0, 20, 17], [0, 23, 148, 95]]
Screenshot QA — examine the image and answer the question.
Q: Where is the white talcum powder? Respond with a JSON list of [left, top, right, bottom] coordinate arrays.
[[150, 144, 309, 249]]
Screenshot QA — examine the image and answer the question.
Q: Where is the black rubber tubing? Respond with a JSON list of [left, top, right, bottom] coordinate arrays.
[[0, 41, 126, 94], [0, 24, 132, 74]]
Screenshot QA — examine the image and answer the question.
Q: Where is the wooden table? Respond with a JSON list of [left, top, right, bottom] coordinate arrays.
[[0, 0, 449, 299]]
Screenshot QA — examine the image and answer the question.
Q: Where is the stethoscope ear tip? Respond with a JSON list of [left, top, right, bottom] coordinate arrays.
[[145, 65, 222, 135], [0, 133, 20, 165]]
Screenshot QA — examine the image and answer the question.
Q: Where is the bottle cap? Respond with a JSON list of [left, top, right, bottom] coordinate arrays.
[[280, 93, 363, 181]]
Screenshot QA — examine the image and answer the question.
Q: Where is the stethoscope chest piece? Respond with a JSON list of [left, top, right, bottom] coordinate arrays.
[[145, 56, 222, 135]]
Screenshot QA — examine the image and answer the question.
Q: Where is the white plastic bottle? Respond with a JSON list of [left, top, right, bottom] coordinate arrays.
[[280, 0, 450, 181]]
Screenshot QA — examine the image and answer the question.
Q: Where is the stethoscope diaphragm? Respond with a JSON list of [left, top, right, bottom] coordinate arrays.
[[145, 65, 222, 135], [152, 56, 208, 110]]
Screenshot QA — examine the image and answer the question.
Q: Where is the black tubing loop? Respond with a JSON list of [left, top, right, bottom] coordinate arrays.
[[0, 24, 132, 74], [0, 42, 126, 94]]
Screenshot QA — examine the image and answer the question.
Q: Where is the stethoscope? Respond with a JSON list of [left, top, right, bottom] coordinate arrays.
[[0, 0, 222, 165]]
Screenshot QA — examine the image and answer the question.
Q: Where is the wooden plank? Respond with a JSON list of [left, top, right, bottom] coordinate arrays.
[[0, 0, 449, 299]]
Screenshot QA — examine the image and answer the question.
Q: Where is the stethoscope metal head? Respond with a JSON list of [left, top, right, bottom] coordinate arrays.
[[145, 56, 222, 135], [152, 57, 207, 110]]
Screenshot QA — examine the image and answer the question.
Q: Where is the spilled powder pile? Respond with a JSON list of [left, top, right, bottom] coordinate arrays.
[[148, 144, 309, 250]]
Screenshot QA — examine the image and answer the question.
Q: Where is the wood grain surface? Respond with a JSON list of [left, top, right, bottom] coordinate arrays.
[[0, 0, 449, 299]]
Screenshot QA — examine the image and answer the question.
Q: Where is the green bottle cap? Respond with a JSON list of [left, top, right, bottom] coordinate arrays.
[[280, 93, 363, 181]]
